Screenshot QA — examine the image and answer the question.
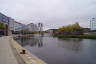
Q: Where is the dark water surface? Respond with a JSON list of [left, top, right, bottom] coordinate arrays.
[[16, 34, 96, 64]]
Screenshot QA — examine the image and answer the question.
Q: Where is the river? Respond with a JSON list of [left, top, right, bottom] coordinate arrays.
[[15, 34, 96, 64]]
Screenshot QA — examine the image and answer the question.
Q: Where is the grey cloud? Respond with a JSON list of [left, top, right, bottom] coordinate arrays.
[[0, 0, 96, 30]]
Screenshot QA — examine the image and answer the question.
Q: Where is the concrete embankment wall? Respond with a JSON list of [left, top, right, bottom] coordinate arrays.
[[9, 36, 46, 64]]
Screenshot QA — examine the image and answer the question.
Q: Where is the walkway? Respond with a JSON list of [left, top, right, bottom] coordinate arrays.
[[0, 36, 19, 64]]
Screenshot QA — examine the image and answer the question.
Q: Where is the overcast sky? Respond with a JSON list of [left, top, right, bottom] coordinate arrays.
[[0, 0, 96, 30]]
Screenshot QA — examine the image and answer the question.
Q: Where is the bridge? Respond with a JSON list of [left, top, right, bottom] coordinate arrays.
[[0, 36, 46, 64]]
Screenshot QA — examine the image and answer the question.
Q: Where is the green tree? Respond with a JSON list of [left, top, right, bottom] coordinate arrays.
[[0, 22, 6, 30]]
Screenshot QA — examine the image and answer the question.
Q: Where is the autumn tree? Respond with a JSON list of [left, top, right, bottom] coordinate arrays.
[[57, 22, 82, 35]]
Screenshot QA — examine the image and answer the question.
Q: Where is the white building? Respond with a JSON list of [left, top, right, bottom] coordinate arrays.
[[14, 21, 26, 31], [9, 20, 39, 32], [27, 23, 39, 32], [9, 20, 26, 31]]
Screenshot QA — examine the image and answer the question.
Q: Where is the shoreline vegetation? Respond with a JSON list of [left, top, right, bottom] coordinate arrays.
[[53, 22, 96, 39], [54, 34, 96, 39]]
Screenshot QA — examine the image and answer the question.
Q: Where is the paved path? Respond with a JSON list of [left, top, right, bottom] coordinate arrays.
[[0, 36, 19, 64]]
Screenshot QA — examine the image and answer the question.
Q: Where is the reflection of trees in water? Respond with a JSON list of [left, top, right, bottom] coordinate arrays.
[[58, 38, 83, 53], [18, 36, 43, 48]]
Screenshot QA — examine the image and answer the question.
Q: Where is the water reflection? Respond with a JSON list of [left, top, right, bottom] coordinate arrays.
[[58, 38, 82, 53], [16, 36, 43, 48], [15, 34, 96, 64]]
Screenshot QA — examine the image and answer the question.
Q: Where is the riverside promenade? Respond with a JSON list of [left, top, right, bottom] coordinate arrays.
[[0, 36, 18, 64], [0, 36, 46, 64]]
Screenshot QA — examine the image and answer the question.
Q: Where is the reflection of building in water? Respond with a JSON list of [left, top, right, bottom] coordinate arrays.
[[17, 37, 30, 46], [58, 38, 82, 53], [17, 36, 43, 48], [37, 37, 43, 47], [27, 37, 43, 48]]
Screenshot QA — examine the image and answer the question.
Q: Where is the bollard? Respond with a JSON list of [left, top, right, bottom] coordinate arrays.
[[20, 49, 26, 54]]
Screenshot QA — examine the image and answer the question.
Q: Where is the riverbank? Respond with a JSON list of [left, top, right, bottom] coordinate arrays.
[[55, 34, 96, 39], [9, 36, 46, 64]]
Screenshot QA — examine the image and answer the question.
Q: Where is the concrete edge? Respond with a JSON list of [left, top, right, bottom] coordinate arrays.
[[9, 36, 47, 64]]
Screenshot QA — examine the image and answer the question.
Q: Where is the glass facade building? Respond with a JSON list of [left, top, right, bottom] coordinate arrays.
[[0, 13, 9, 25]]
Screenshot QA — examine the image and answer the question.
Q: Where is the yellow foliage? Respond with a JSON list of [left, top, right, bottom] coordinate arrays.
[[57, 22, 81, 33]]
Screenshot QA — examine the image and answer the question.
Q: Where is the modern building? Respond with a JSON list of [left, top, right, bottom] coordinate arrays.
[[90, 18, 96, 30], [0, 13, 9, 25], [13, 21, 26, 31], [9, 21, 39, 32], [0, 13, 16, 31], [0, 12, 39, 33], [27, 23, 39, 32], [8, 18, 27, 32]]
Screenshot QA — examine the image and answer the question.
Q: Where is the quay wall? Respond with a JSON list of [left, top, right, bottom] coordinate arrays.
[[9, 36, 46, 64]]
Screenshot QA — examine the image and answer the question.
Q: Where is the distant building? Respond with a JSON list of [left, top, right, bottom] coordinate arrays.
[[90, 18, 96, 30], [9, 21, 39, 32], [38, 23, 43, 32], [82, 28, 90, 33], [46, 29, 57, 34], [27, 23, 39, 32], [13, 21, 26, 31], [9, 20, 26, 32], [0, 12, 39, 33]]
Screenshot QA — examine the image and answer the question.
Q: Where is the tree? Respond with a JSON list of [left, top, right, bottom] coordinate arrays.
[[57, 22, 82, 35], [0, 22, 6, 30]]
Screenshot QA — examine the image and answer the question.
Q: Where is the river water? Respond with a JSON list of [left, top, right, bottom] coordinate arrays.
[[16, 34, 96, 64]]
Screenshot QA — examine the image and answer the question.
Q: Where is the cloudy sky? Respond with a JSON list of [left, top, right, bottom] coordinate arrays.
[[0, 0, 96, 30]]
